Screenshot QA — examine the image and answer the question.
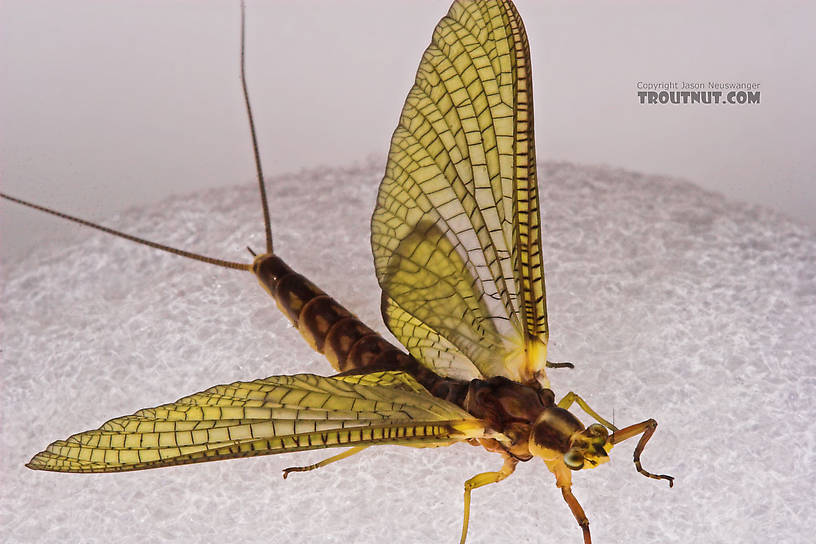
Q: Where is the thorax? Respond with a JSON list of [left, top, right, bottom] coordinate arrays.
[[462, 376, 554, 461]]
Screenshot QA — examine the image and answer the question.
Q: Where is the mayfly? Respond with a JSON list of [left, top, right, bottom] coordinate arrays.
[[2, 1, 673, 542]]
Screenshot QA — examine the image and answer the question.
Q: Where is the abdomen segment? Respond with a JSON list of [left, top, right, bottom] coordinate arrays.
[[251, 253, 467, 403]]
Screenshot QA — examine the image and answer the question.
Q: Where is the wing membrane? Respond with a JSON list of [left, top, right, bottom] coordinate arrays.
[[371, 0, 548, 384], [27, 371, 489, 473], [382, 221, 506, 378]]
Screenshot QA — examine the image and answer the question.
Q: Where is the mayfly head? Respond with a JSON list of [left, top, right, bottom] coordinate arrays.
[[529, 407, 612, 476], [564, 423, 612, 470]]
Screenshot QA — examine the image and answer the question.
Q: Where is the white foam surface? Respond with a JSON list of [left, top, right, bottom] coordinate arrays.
[[2, 161, 814, 543]]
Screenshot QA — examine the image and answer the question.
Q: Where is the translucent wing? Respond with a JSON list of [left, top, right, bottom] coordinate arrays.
[[27, 371, 489, 473], [371, 0, 548, 384]]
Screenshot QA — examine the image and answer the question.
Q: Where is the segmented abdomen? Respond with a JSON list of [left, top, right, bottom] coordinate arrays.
[[252, 254, 467, 404]]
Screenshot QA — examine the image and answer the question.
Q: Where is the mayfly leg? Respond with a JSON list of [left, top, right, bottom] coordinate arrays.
[[608, 420, 674, 486], [459, 454, 518, 544], [557, 392, 617, 430], [561, 486, 591, 544], [557, 392, 674, 486], [281, 446, 368, 479]]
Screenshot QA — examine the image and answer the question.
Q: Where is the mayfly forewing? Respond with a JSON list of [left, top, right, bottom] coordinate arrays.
[[371, 0, 550, 386]]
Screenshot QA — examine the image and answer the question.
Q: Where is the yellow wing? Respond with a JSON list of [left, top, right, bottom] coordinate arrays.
[[27, 371, 489, 473], [371, 0, 547, 385]]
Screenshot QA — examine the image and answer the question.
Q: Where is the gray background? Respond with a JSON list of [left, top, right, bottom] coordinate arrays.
[[1, 0, 814, 259]]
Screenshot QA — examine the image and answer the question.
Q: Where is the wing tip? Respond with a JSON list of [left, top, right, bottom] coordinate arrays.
[[25, 453, 53, 472]]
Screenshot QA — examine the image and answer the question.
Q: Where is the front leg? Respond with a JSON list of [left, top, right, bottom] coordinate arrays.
[[557, 391, 617, 431], [609, 419, 674, 486]]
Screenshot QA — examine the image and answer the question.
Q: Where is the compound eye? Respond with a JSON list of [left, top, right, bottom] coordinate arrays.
[[564, 448, 585, 470], [587, 423, 608, 445], [587, 423, 607, 437]]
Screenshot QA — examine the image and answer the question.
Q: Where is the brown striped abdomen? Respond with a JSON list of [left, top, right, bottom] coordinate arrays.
[[251, 254, 467, 404]]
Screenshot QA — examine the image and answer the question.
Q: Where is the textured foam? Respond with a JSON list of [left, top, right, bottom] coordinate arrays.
[[2, 161, 814, 543]]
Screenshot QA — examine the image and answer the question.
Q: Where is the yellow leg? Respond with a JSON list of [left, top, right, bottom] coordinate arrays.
[[281, 446, 368, 479], [557, 391, 617, 431], [459, 455, 518, 544]]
